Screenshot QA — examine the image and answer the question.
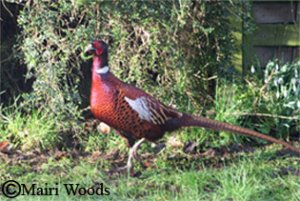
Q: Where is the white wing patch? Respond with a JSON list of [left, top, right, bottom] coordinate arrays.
[[124, 96, 171, 125], [125, 97, 152, 122]]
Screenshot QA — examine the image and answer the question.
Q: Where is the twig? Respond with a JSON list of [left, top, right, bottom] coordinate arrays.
[[1, 0, 13, 17], [202, 75, 218, 81], [232, 112, 299, 120]]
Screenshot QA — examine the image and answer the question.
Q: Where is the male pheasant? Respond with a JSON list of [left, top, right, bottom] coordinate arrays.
[[86, 40, 299, 175]]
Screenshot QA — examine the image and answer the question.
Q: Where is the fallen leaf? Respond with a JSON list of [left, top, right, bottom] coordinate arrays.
[[0, 141, 12, 153]]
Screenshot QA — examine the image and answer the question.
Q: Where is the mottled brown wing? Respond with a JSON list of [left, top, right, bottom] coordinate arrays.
[[145, 96, 182, 125], [123, 85, 182, 125]]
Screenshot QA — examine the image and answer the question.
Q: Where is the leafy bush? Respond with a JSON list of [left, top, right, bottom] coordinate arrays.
[[236, 60, 300, 140], [0, 1, 241, 148], [188, 60, 300, 147], [15, 1, 236, 113], [257, 60, 299, 138], [263, 60, 300, 115]]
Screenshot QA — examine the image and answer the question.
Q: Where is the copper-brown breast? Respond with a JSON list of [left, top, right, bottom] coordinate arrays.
[[90, 76, 116, 122]]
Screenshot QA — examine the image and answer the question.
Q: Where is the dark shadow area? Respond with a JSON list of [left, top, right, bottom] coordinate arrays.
[[0, 2, 34, 105]]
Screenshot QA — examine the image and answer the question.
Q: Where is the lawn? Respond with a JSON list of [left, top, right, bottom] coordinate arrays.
[[1, 137, 299, 201]]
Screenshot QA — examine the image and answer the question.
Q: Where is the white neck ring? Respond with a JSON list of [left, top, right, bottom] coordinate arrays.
[[96, 66, 109, 74]]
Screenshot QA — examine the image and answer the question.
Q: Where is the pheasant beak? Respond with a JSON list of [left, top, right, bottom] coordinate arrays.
[[85, 43, 96, 54]]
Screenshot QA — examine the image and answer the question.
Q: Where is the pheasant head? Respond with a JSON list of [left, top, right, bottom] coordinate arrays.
[[85, 40, 108, 56], [85, 40, 109, 74]]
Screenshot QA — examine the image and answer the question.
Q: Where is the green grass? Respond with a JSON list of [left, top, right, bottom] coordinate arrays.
[[0, 144, 299, 201], [0, 109, 59, 151]]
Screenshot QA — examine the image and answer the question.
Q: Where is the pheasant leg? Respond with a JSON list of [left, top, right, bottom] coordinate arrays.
[[127, 138, 145, 176]]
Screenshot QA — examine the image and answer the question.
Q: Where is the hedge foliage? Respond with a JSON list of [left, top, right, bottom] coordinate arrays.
[[2, 1, 243, 138]]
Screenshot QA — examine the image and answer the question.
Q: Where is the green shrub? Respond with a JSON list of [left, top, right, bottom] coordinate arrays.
[[5, 1, 243, 148], [250, 60, 300, 139], [209, 60, 300, 145], [188, 59, 300, 146], [263, 60, 300, 116], [15, 1, 237, 114]]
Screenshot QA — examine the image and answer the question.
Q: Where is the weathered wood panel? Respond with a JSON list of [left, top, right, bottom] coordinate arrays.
[[253, 2, 298, 23], [254, 46, 300, 66], [253, 24, 300, 46], [243, 1, 300, 73]]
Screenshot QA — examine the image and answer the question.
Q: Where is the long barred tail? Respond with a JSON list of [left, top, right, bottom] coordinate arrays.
[[180, 113, 300, 153]]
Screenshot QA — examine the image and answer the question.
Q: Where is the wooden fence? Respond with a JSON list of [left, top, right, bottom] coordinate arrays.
[[233, 0, 300, 74]]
